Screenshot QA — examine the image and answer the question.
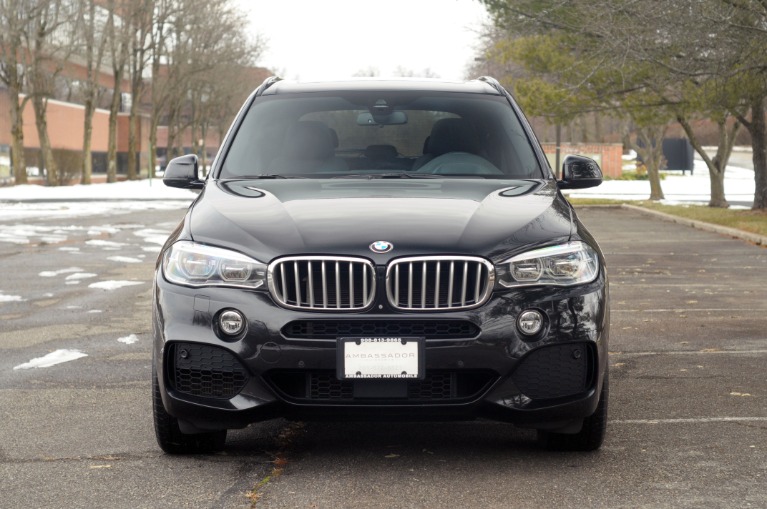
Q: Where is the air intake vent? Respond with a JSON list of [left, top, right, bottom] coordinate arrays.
[[169, 342, 249, 399], [386, 256, 494, 311], [268, 256, 376, 311], [282, 320, 480, 341]]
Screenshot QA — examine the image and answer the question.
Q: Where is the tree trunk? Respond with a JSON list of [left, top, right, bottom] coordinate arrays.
[[749, 97, 767, 210], [81, 99, 94, 185], [128, 72, 142, 180], [9, 90, 27, 184], [632, 125, 667, 201], [678, 115, 738, 208], [107, 78, 121, 183], [32, 95, 59, 186], [149, 114, 159, 179], [737, 94, 767, 210]]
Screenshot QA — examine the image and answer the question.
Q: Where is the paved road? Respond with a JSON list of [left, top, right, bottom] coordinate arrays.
[[1, 203, 765, 508]]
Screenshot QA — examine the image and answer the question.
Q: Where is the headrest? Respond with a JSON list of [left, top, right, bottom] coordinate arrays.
[[284, 121, 335, 160], [364, 144, 398, 160], [427, 118, 479, 157]]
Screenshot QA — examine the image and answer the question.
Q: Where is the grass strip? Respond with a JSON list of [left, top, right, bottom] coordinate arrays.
[[568, 199, 767, 237]]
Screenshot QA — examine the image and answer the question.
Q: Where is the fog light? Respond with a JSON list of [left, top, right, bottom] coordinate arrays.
[[517, 309, 544, 336], [219, 309, 245, 336]]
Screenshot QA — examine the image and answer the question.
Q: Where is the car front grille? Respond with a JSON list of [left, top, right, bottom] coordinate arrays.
[[168, 342, 249, 399], [511, 342, 593, 400], [268, 256, 376, 311], [386, 256, 494, 311], [281, 320, 480, 341], [266, 370, 497, 402]]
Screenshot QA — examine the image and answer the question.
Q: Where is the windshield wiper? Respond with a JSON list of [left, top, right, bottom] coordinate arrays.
[[248, 174, 307, 179], [332, 173, 442, 179]]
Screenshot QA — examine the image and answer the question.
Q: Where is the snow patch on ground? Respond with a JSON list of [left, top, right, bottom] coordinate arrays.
[[0, 180, 197, 201], [65, 273, 97, 280], [0, 200, 191, 221], [86, 239, 126, 248], [117, 334, 139, 345], [134, 228, 171, 246], [87, 226, 121, 235], [89, 280, 143, 290], [0, 292, 25, 302], [39, 267, 84, 277], [565, 162, 755, 204], [107, 256, 142, 264], [0, 225, 66, 245], [13, 349, 88, 370]]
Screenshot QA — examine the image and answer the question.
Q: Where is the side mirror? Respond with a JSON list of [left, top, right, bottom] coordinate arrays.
[[557, 155, 603, 189], [163, 154, 204, 189]]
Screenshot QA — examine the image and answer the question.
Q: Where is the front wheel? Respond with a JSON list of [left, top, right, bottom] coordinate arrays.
[[153, 369, 227, 454], [537, 373, 608, 451]]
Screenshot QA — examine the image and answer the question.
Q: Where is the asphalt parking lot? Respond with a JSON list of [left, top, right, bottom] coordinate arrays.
[[1, 205, 765, 508]]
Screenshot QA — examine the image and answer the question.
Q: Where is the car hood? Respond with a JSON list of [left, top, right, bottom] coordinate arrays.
[[188, 179, 572, 263]]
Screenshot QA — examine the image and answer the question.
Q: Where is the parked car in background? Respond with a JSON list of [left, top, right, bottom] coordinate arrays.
[[153, 76, 609, 453]]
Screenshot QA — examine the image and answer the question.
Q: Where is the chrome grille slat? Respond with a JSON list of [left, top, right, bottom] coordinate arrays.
[[349, 263, 354, 309], [308, 262, 315, 307], [461, 261, 468, 307], [293, 261, 301, 306], [408, 263, 413, 309], [386, 256, 494, 311], [335, 262, 341, 309], [268, 256, 376, 311], [321, 261, 328, 309]]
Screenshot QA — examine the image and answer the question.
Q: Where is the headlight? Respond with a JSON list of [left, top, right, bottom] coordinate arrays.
[[163, 241, 267, 289], [496, 241, 599, 288]]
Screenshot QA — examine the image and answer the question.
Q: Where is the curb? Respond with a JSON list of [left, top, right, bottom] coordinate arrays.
[[620, 204, 767, 247]]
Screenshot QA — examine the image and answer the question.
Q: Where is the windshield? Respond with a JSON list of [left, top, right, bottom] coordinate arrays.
[[220, 91, 543, 179]]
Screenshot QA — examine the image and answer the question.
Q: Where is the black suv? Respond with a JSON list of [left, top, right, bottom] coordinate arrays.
[[154, 77, 609, 453]]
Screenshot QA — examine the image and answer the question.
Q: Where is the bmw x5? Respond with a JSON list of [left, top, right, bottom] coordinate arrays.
[[153, 77, 609, 453]]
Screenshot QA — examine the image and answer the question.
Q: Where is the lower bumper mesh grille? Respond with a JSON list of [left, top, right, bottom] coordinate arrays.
[[511, 343, 592, 400], [168, 342, 249, 399], [267, 370, 496, 402], [282, 320, 480, 340]]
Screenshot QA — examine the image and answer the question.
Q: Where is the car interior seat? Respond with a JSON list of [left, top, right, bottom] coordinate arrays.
[[271, 121, 348, 174]]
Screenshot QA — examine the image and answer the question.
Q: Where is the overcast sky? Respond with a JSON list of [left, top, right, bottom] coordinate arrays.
[[235, 0, 489, 81]]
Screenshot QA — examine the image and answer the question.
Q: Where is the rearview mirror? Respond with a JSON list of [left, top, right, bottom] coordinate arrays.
[[357, 111, 408, 126], [163, 154, 204, 189], [557, 155, 603, 189]]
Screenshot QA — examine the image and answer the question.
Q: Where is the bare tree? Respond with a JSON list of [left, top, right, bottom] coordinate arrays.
[[102, 0, 130, 183], [479, 0, 767, 207], [24, 0, 77, 186], [0, 0, 46, 184], [125, 0, 152, 180], [77, 0, 111, 184], [147, 0, 260, 173]]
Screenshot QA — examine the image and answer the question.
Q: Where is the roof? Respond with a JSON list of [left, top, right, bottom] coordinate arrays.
[[260, 77, 504, 96]]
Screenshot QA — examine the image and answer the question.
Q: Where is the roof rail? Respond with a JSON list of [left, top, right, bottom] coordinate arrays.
[[255, 76, 282, 97], [476, 76, 505, 95]]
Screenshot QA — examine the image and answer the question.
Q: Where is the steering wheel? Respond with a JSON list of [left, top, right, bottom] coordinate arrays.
[[414, 152, 503, 175]]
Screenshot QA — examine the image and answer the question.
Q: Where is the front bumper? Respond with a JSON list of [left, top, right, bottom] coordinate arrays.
[[153, 270, 609, 432]]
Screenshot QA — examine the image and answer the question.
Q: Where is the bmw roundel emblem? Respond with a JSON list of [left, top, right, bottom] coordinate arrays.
[[370, 241, 393, 254]]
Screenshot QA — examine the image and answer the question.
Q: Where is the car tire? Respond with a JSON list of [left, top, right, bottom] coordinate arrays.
[[153, 368, 227, 454], [537, 373, 608, 452]]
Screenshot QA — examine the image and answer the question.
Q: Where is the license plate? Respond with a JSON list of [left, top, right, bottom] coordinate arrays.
[[337, 337, 424, 380]]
